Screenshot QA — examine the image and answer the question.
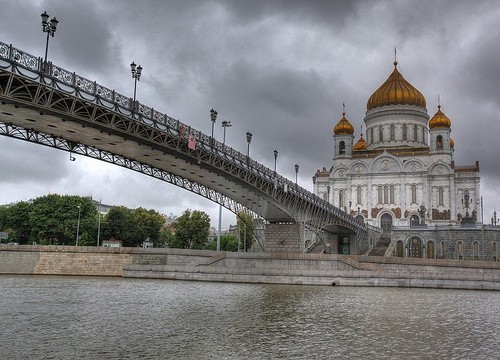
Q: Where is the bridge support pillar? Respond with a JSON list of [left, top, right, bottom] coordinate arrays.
[[264, 223, 302, 253]]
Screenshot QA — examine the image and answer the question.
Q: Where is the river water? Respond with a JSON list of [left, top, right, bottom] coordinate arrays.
[[0, 276, 498, 359]]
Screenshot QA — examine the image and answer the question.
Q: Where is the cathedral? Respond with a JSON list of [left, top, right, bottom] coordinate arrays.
[[312, 59, 499, 259]]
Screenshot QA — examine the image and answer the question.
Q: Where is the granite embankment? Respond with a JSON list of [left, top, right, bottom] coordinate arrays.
[[1, 245, 499, 290]]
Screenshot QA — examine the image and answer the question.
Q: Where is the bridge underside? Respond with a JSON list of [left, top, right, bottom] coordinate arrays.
[[0, 100, 289, 221]]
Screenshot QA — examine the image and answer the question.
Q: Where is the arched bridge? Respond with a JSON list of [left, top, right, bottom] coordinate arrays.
[[0, 41, 374, 251]]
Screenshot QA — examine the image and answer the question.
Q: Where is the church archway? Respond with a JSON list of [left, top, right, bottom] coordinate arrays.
[[427, 241, 435, 258], [338, 236, 350, 255], [409, 237, 422, 258], [380, 213, 393, 233]]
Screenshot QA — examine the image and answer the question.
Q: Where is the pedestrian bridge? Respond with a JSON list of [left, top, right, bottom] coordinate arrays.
[[0, 41, 377, 252]]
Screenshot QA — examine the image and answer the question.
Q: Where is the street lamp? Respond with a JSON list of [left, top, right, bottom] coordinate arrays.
[[221, 120, 231, 150], [273, 149, 278, 173], [246, 131, 252, 164], [327, 185, 331, 203], [210, 108, 218, 146], [130, 62, 143, 112], [217, 119, 231, 251], [295, 164, 299, 184], [75, 205, 81, 246], [41, 11, 59, 64]]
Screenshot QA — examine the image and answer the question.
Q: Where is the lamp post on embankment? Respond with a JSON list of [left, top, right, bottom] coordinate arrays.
[[75, 205, 81, 246], [217, 119, 232, 251]]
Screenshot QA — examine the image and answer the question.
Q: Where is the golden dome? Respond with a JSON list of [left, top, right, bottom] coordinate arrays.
[[367, 61, 426, 111], [333, 111, 355, 135], [353, 134, 367, 151], [450, 138, 455, 148], [428, 105, 452, 129]]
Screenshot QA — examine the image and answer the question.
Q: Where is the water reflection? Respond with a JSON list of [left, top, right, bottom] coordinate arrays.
[[0, 276, 498, 359]]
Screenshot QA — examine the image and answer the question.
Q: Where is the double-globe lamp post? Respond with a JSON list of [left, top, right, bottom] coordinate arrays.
[[130, 62, 143, 113], [41, 11, 59, 64], [216, 116, 232, 251]]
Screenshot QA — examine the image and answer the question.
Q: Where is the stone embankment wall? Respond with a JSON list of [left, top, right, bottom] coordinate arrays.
[[1, 245, 499, 290]]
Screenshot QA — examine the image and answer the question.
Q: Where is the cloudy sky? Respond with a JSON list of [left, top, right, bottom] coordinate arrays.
[[1, 0, 499, 227]]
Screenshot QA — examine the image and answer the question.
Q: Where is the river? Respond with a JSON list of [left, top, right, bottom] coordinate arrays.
[[0, 275, 498, 359]]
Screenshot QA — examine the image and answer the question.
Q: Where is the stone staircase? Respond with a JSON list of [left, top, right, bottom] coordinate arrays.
[[368, 233, 392, 256]]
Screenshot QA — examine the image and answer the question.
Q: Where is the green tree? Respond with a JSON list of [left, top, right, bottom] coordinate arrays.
[[104, 206, 136, 246], [133, 207, 165, 244], [29, 195, 97, 245], [158, 228, 175, 248], [171, 209, 210, 249], [5, 201, 32, 244], [207, 234, 239, 252], [103, 206, 165, 247], [237, 211, 254, 251]]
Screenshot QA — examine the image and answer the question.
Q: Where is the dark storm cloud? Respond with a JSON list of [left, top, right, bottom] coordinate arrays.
[[220, 0, 360, 27], [0, 0, 499, 222]]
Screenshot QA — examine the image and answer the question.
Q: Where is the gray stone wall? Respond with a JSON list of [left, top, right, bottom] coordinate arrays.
[[391, 227, 500, 260], [264, 223, 302, 252]]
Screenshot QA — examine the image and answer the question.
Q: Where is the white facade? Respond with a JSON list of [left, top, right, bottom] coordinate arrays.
[[314, 63, 480, 230]]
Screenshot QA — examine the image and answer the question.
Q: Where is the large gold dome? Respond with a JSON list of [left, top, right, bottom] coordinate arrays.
[[428, 105, 452, 129], [333, 111, 355, 135], [367, 61, 426, 111]]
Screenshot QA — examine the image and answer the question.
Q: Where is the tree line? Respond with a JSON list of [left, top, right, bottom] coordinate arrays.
[[0, 194, 254, 251]]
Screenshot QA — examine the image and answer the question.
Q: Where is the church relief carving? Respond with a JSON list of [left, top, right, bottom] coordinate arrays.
[[391, 207, 401, 219], [371, 207, 382, 218], [432, 209, 451, 220]]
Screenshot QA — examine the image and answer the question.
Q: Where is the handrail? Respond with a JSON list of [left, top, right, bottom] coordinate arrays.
[[0, 40, 366, 232]]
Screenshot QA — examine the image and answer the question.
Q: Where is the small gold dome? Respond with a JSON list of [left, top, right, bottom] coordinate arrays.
[[353, 134, 367, 151], [450, 138, 455, 148], [367, 61, 426, 111], [333, 111, 355, 135], [429, 105, 452, 129]]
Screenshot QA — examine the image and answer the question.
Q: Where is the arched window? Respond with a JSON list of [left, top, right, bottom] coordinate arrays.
[[369, 128, 374, 144], [339, 141, 346, 155], [390, 185, 395, 204], [396, 241, 404, 257], [411, 184, 417, 204], [356, 186, 362, 205], [379, 126, 384, 142], [436, 135, 443, 150], [383, 186, 388, 204], [457, 241, 464, 260], [427, 241, 435, 259], [339, 190, 344, 208], [438, 187, 444, 207], [378, 186, 383, 204], [473, 241, 479, 260], [493, 242, 498, 261], [390, 124, 395, 141], [440, 241, 446, 259], [413, 124, 418, 141], [402, 124, 407, 140], [422, 127, 426, 145]]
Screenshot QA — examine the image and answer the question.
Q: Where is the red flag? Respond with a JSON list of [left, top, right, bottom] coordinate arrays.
[[188, 134, 196, 150]]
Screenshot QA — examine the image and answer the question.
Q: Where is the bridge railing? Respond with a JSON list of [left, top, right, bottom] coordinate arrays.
[[0, 40, 364, 231]]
